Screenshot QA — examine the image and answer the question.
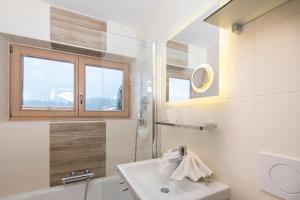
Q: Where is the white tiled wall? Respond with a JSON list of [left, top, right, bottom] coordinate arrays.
[[0, 49, 152, 199], [0, 0, 50, 41], [138, 0, 300, 200], [106, 120, 152, 176], [254, 13, 300, 95], [0, 122, 50, 196], [222, 24, 255, 98]]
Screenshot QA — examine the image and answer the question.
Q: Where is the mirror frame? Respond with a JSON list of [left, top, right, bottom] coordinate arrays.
[[191, 64, 214, 94]]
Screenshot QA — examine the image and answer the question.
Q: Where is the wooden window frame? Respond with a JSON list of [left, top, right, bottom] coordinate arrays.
[[10, 44, 130, 120], [10, 45, 79, 118]]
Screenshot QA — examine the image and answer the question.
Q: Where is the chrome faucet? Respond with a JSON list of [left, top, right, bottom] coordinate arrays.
[[62, 169, 95, 185], [169, 145, 188, 163]]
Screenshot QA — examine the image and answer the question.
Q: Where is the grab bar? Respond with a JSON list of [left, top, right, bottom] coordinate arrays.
[[62, 170, 95, 185]]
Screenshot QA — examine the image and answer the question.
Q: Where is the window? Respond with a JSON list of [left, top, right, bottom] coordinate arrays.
[[85, 66, 123, 111], [78, 56, 130, 117], [22, 56, 75, 110], [166, 66, 193, 101], [168, 78, 191, 101], [10, 45, 130, 120]]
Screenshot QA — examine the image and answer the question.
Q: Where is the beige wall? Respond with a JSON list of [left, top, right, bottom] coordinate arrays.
[[138, 0, 300, 200], [0, 119, 150, 197], [0, 0, 50, 41], [0, 36, 152, 197], [0, 3, 153, 195], [106, 120, 152, 176]]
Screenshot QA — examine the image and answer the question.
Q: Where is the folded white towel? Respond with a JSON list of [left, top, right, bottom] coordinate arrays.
[[162, 149, 178, 159], [157, 149, 179, 177], [171, 151, 213, 182]]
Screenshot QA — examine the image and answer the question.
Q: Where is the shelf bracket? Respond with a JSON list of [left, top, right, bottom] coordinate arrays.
[[232, 23, 243, 34]]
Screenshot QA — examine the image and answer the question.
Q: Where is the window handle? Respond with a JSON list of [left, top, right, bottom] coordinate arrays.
[[80, 92, 84, 104]]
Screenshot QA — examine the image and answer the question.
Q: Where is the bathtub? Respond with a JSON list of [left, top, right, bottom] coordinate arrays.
[[0, 176, 134, 200]]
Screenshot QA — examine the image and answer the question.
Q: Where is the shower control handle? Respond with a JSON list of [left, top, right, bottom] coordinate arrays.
[[70, 171, 77, 176], [62, 169, 94, 185]]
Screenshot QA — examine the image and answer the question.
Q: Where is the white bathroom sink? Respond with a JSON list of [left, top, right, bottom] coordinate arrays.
[[117, 159, 230, 200]]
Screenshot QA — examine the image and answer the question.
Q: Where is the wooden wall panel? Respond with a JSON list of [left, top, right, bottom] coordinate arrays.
[[50, 122, 106, 186], [167, 40, 189, 67], [50, 7, 107, 51]]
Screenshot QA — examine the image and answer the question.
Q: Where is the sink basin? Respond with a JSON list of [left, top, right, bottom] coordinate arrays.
[[117, 159, 230, 200]]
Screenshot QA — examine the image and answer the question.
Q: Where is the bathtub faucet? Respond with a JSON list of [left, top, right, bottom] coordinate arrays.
[[62, 169, 95, 185]]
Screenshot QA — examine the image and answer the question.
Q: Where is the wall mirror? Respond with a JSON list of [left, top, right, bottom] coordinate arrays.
[[166, 4, 220, 102]]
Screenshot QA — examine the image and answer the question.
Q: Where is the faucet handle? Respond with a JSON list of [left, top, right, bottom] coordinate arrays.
[[70, 171, 77, 176], [179, 146, 188, 156]]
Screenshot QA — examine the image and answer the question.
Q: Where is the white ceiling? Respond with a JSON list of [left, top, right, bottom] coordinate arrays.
[[173, 3, 220, 49], [173, 17, 219, 49], [37, 0, 157, 28]]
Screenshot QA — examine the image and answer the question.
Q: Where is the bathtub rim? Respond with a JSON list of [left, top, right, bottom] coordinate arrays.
[[0, 176, 120, 200]]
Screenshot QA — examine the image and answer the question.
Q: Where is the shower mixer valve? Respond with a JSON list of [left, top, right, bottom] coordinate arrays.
[[61, 169, 95, 185]]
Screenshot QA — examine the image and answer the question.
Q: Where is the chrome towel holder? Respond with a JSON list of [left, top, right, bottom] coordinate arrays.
[[155, 121, 217, 131]]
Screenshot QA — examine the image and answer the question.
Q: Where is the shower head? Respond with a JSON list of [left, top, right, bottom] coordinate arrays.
[[140, 96, 148, 111], [139, 96, 148, 119]]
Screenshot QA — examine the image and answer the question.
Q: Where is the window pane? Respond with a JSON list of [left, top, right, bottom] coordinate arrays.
[[169, 78, 190, 101], [22, 56, 74, 110], [85, 66, 124, 111]]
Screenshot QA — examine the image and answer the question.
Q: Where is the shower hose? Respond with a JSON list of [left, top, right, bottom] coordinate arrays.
[[84, 178, 90, 200]]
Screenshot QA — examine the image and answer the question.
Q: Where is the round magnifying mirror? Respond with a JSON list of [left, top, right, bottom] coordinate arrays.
[[191, 64, 214, 93]]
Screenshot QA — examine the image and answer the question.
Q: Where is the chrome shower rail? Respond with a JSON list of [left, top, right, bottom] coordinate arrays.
[[62, 170, 95, 185]]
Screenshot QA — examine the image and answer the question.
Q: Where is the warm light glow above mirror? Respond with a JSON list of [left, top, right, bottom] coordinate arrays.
[[165, 2, 221, 102]]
